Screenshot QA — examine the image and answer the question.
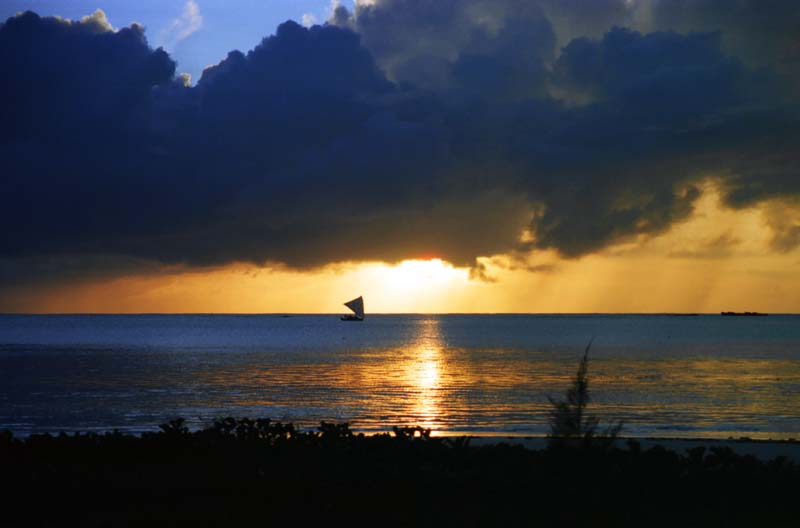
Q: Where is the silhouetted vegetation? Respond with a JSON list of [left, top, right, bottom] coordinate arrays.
[[2, 419, 798, 527], [547, 340, 623, 449]]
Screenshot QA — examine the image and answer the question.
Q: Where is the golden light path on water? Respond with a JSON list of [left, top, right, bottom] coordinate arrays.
[[403, 318, 444, 431], [46, 313, 795, 440], [187, 339, 800, 440]]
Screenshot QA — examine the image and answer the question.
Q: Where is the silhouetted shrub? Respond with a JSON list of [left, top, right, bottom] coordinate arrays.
[[159, 417, 189, 436], [547, 340, 623, 449], [1, 420, 798, 527], [318, 421, 355, 440], [392, 425, 432, 440]]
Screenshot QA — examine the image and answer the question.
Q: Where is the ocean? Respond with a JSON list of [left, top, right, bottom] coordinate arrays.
[[1, 314, 799, 439]]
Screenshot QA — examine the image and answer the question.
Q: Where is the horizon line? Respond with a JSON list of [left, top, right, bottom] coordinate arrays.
[[0, 312, 793, 316]]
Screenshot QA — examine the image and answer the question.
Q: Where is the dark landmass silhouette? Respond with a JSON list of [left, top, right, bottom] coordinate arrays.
[[2, 418, 798, 527]]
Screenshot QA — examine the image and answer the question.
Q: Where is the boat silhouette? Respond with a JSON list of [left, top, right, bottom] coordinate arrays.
[[341, 296, 365, 321]]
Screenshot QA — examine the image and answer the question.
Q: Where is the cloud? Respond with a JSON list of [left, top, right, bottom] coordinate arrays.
[[762, 200, 800, 252], [331, 0, 556, 99], [159, 0, 203, 50], [647, 0, 800, 74], [468, 260, 497, 283], [301, 13, 318, 28], [0, 11, 176, 273], [538, 0, 639, 44], [668, 232, 742, 259], [79, 9, 114, 32], [1, 3, 800, 292]]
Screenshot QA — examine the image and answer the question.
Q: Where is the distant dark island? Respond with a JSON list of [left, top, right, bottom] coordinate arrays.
[[721, 311, 769, 316]]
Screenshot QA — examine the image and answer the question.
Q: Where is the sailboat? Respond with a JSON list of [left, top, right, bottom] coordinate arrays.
[[341, 296, 365, 321]]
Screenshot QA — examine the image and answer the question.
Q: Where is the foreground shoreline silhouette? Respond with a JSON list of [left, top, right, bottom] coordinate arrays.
[[3, 418, 799, 527]]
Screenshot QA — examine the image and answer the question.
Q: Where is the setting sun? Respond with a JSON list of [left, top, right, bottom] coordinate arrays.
[[384, 259, 468, 289], [355, 259, 472, 313]]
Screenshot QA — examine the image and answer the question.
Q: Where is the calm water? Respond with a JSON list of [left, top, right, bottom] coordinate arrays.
[[1, 314, 799, 439]]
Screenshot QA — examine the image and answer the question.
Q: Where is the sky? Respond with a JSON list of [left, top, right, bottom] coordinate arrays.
[[0, 1, 339, 83], [1, 0, 799, 313]]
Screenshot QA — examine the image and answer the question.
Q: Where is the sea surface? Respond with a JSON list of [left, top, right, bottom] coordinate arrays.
[[1, 314, 799, 439]]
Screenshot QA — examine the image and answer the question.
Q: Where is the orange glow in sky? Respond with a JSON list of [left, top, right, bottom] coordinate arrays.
[[3, 183, 799, 314]]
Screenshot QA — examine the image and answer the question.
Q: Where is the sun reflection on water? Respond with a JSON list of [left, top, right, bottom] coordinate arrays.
[[402, 317, 444, 431], [142, 315, 800, 439]]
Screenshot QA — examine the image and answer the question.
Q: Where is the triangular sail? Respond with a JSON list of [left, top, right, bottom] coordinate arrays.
[[344, 296, 365, 319]]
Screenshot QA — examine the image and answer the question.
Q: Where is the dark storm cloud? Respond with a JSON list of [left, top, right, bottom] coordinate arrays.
[[538, 0, 638, 44], [649, 0, 800, 75], [1, 11, 176, 257], [1, 1, 800, 290], [329, 0, 798, 257], [0, 10, 530, 286], [334, 0, 557, 100], [523, 26, 764, 255]]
